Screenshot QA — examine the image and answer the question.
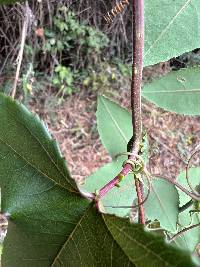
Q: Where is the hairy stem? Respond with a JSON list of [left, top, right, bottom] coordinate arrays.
[[129, 0, 145, 224], [130, 0, 144, 154], [97, 0, 145, 225]]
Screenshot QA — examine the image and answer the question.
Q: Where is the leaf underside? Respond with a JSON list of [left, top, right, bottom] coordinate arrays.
[[144, 0, 200, 67], [142, 68, 200, 115]]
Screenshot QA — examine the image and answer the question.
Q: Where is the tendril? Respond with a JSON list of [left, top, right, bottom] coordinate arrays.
[[186, 149, 200, 196], [168, 223, 200, 243]]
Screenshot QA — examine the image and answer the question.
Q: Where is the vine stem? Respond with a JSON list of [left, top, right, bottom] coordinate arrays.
[[130, 0, 145, 224], [98, 0, 145, 224]]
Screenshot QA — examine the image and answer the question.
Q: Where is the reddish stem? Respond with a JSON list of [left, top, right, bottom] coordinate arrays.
[[98, 163, 133, 199], [135, 177, 145, 224]]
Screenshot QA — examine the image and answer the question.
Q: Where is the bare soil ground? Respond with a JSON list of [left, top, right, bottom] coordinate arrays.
[[28, 62, 200, 183]]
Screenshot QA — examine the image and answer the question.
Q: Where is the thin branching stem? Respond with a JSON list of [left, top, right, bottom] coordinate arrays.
[[154, 175, 200, 201], [129, 0, 145, 224], [169, 223, 200, 242]]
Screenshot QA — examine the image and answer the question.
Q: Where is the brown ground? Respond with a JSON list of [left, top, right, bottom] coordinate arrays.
[[28, 62, 200, 183]]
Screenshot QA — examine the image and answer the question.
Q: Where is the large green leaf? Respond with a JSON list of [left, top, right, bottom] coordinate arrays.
[[144, 0, 200, 66], [96, 95, 132, 158], [104, 214, 196, 267], [144, 178, 179, 232], [0, 94, 88, 266], [0, 93, 76, 192], [142, 68, 200, 115]]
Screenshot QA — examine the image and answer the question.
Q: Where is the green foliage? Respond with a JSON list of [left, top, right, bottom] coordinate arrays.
[[43, 7, 109, 95], [142, 68, 200, 115], [22, 63, 34, 98], [1, 0, 200, 266], [53, 64, 74, 96], [0, 94, 196, 266], [144, 0, 200, 67], [44, 8, 108, 67], [104, 214, 195, 267], [0, 93, 76, 192], [80, 160, 136, 218], [82, 97, 180, 232]]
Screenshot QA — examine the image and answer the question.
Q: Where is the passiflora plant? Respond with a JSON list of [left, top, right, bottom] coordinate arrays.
[[0, 0, 200, 266]]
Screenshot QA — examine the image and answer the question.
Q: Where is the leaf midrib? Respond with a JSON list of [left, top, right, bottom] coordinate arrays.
[[144, 0, 193, 57], [0, 136, 75, 193], [143, 89, 200, 94], [50, 205, 92, 267]]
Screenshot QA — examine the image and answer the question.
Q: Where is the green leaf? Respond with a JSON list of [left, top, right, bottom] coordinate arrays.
[[144, 178, 179, 232], [0, 93, 76, 192], [3, 190, 89, 267], [50, 205, 135, 267], [79, 159, 137, 218], [0, 94, 89, 266], [142, 68, 200, 115], [104, 214, 196, 267], [144, 0, 200, 66], [174, 168, 200, 253], [0, 94, 196, 266], [96, 95, 132, 158]]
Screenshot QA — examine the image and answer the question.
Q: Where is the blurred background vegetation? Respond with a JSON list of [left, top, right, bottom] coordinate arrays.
[[0, 0, 134, 102], [1, 0, 200, 102]]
